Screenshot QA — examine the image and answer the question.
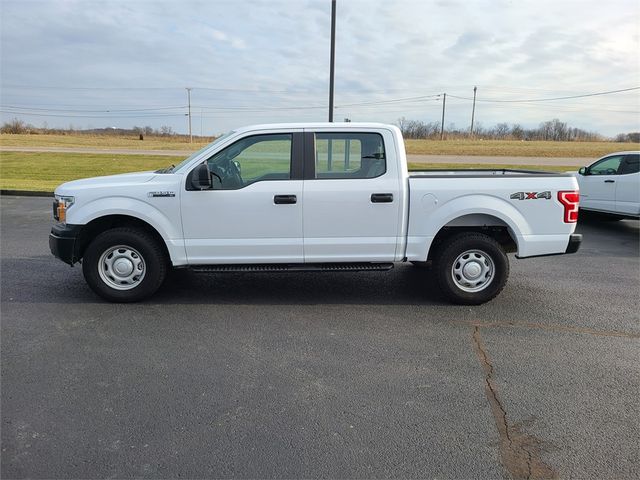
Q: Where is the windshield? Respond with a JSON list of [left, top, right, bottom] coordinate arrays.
[[162, 131, 236, 173]]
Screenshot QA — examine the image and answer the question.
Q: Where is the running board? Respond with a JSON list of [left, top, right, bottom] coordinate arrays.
[[190, 263, 394, 273]]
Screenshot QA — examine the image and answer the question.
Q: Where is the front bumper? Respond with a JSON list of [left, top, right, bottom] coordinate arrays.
[[49, 224, 82, 265]]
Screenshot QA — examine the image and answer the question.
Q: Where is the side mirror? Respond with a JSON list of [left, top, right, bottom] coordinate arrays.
[[192, 163, 212, 190], [578, 167, 587, 176]]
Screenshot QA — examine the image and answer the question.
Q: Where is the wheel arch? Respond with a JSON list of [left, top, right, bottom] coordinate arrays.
[[426, 213, 519, 262], [75, 214, 171, 264]]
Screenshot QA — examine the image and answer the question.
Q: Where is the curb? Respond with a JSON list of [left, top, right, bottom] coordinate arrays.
[[1, 189, 53, 197]]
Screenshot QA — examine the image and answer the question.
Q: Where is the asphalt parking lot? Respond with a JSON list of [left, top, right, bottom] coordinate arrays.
[[1, 196, 638, 479]]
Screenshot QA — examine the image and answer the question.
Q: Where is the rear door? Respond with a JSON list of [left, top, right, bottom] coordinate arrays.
[[302, 129, 402, 262], [615, 154, 640, 215]]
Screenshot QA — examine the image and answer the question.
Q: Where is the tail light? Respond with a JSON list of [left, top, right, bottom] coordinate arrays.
[[558, 191, 579, 223]]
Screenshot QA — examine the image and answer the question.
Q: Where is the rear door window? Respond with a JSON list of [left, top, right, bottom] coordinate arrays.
[[619, 154, 639, 175], [314, 133, 386, 179]]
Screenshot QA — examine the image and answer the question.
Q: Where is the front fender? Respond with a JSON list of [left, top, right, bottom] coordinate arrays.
[[66, 196, 187, 265], [70, 197, 177, 238]]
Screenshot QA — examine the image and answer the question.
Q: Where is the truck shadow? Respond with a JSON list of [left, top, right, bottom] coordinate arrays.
[[575, 217, 639, 255], [1, 256, 450, 306], [155, 265, 448, 306]]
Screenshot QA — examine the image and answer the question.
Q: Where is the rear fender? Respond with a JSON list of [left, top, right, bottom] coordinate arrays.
[[412, 195, 530, 260]]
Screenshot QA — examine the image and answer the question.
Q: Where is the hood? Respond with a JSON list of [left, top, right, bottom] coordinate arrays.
[[55, 171, 157, 194]]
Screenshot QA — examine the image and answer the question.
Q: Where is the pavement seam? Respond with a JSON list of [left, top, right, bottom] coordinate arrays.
[[472, 326, 557, 480], [468, 320, 639, 339]]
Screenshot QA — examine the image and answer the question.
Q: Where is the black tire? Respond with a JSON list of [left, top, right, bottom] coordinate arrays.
[[433, 232, 509, 305], [82, 227, 167, 302]]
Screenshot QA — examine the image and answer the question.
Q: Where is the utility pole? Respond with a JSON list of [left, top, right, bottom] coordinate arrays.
[[186, 87, 192, 143], [470, 85, 477, 137], [440, 93, 446, 140], [328, 0, 336, 122]]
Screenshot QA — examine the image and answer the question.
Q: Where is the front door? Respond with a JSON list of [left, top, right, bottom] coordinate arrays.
[[302, 130, 402, 262], [580, 154, 625, 212], [181, 131, 304, 264]]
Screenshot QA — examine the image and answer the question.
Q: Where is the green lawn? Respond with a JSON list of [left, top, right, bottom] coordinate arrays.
[[0, 152, 173, 192], [0, 151, 577, 193]]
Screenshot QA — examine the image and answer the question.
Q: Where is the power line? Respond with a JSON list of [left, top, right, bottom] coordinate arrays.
[[2, 86, 638, 121], [447, 86, 640, 103], [1, 84, 302, 94], [0, 110, 186, 118], [1, 105, 187, 113]]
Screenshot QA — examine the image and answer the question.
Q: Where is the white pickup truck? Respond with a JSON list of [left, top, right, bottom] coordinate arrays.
[[50, 123, 582, 304]]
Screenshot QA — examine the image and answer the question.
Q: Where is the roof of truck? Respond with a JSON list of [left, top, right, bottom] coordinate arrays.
[[232, 122, 398, 133]]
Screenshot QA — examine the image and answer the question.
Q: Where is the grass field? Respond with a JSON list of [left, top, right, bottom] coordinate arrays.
[[0, 134, 212, 151], [0, 152, 173, 191], [0, 151, 575, 192], [2, 133, 638, 157], [403, 139, 639, 157]]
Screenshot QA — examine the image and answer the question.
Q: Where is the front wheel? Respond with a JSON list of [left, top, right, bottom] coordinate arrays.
[[433, 232, 509, 305], [82, 227, 167, 302]]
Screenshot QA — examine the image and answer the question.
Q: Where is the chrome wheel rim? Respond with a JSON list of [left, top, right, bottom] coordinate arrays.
[[98, 245, 145, 290], [451, 249, 494, 292]]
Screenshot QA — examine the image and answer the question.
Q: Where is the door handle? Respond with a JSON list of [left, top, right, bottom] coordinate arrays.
[[604, 180, 615, 183], [274, 194, 297, 204], [371, 193, 394, 203]]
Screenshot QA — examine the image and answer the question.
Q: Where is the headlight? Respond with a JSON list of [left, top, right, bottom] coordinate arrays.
[[53, 195, 75, 223]]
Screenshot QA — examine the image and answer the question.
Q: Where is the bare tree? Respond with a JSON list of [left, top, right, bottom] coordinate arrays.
[[0, 118, 29, 134], [492, 123, 510, 139], [510, 124, 525, 140], [159, 125, 174, 136]]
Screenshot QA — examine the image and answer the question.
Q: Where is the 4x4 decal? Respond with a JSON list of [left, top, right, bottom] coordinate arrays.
[[510, 191, 551, 200]]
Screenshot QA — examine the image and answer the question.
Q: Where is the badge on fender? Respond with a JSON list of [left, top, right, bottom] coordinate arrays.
[[148, 191, 176, 198]]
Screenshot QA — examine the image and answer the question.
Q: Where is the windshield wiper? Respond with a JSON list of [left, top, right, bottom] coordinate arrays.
[[155, 164, 175, 174]]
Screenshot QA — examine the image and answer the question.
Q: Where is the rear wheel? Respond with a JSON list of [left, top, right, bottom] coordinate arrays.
[[82, 227, 167, 302], [433, 232, 509, 305]]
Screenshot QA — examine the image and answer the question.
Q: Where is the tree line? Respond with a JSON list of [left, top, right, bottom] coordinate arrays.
[[1, 117, 639, 143], [396, 117, 639, 142], [0, 119, 186, 138]]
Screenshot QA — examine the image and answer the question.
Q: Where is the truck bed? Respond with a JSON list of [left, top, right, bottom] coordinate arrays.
[[409, 168, 574, 178], [405, 169, 579, 260]]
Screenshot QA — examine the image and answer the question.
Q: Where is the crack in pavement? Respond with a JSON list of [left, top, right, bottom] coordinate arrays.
[[472, 326, 557, 480]]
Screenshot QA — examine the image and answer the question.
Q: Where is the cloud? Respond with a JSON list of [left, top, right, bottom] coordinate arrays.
[[0, 0, 638, 135]]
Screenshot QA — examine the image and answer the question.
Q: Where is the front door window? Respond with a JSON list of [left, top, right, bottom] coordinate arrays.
[[205, 134, 292, 189]]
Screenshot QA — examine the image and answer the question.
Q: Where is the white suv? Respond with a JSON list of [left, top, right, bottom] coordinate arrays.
[[576, 152, 639, 218]]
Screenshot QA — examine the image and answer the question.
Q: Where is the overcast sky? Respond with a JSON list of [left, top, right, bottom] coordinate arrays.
[[1, 0, 639, 136]]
